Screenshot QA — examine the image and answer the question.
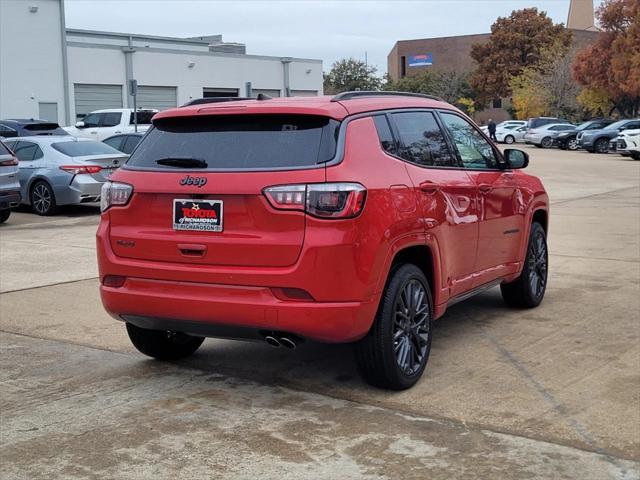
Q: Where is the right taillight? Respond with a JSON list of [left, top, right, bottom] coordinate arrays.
[[100, 181, 133, 212], [264, 183, 366, 219]]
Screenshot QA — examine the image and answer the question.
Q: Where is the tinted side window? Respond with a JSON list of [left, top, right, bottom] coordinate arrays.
[[104, 136, 124, 151], [102, 112, 122, 127], [440, 112, 499, 169], [625, 121, 640, 130], [391, 112, 455, 167], [122, 135, 141, 154], [373, 115, 397, 156], [14, 142, 39, 161], [82, 113, 101, 128], [0, 124, 18, 138]]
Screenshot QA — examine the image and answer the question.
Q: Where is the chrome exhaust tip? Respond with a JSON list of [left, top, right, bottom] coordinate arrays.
[[264, 335, 281, 348], [279, 337, 296, 350]]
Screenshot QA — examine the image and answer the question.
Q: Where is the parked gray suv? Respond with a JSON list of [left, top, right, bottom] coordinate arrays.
[[0, 141, 21, 223]]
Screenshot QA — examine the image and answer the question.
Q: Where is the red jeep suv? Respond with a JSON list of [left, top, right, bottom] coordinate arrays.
[[97, 92, 549, 390]]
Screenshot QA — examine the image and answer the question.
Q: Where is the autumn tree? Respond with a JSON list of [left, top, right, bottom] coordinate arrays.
[[510, 43, 581, 120], [470, 8, 573, 103], [573, 0, 640, 117], [323, 58, 382, 94]]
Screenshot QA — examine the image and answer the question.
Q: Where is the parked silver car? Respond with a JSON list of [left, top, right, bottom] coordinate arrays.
[[524, 123, 576, 148], [3, 136, 127, 215], [0, 140, 21, 223]]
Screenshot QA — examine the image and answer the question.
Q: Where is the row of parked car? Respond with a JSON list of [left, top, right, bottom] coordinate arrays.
[[481, 117, 640, 159], [0, 109, 150, 222]]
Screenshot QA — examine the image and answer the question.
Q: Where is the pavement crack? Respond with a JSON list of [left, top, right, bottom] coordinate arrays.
[[0, 276, 99, 294]]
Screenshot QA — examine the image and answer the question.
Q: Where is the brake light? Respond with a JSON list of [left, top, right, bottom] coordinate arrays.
[[100, 181, 133, 212], [0, 157, 18, 166], [59, 165, 102, 174], [264, 183, 366, 219]]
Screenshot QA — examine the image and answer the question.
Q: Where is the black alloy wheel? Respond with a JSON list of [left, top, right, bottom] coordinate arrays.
[[501, 222, 548, 308], [595, 138, 610, 154], [355, 264, 433, 390]]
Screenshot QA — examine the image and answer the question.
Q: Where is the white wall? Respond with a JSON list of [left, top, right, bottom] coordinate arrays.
[[0, 0, 66, 122]]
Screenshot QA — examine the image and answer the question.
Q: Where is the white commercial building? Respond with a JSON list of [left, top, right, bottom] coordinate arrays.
[[0, 0, 323, 126]]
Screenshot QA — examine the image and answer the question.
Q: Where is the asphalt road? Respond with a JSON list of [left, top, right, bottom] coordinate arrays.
[[1, 145, 639, 479]]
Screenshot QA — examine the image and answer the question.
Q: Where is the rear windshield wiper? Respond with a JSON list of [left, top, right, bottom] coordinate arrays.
[[156, 157, 208, 168]]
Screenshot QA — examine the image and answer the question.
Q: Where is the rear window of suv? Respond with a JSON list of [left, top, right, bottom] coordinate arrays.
[[125, 114, 340, 170]]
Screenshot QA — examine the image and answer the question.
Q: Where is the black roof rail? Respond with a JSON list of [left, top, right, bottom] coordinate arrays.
[[182, 93, 272, 107], [330, 91, 443, 102]]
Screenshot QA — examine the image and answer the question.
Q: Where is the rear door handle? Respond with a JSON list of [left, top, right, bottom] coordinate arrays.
[[479, 184, 493, 194], [178, 243, 207, 257], [419, 181, 440, 194]]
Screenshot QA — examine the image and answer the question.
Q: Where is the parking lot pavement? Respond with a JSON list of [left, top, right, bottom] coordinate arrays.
[[2, 332, 638, 480], [1, 146, 639, 478]]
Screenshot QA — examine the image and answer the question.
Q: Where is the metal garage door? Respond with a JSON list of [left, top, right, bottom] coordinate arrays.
[[137, 86, 177, 111], [290, 90, 318, 97], [252, 89, 281, 98], [74, 84, 123, 119]]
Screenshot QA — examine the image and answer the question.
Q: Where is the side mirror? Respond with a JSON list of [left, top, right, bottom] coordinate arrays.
[[504, 149, 529, 169], [75, 121, 86, 128]]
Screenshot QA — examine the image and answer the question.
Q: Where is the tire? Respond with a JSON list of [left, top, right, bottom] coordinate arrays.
[[595, 138, 609, 154], [631, 152, 640, 160], [540, 137, 553, 149], [126, 323, 205, 360], [566, 136, 579, 151], [504, 135, 515, 145], [0, 209, 10, 224], [30, 181, 57, 216], [355, 264, 433, 390], [501, 222, 548, 308]]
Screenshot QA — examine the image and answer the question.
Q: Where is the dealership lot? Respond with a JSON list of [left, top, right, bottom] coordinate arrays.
[[1, 145, 639, 478]]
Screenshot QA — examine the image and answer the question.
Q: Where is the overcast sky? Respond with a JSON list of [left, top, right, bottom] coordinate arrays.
[[64, 0, 602, 74]]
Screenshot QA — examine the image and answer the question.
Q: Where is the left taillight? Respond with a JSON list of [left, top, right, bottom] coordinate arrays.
[[0, 157, 18, 166], [100, 181, 133, 213], [263, 183, 366, 219]]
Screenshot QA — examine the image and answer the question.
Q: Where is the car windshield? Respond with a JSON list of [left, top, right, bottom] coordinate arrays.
[[126, 114, 340, 171], [52, 141, 122, 157], [605, 120, 630, 130]]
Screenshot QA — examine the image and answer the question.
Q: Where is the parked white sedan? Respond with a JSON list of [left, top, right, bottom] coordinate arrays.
[[496, 125, 527, 144], [616, 129, 640, 160]]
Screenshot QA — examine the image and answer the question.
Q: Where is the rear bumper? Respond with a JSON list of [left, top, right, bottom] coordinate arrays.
[[55, 175, 103, 205], [0, 190, 21, 210], [101, 277, 377, 343], [97, 220, 381, 343]]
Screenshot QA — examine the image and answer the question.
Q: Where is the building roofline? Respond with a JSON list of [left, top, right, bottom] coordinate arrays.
[[66, 28, 216, 45], [393, 27, 598, 45]]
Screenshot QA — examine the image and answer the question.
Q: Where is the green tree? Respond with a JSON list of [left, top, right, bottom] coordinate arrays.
[[470, 8, 573, 103], [386, 70, 475, 111], [323, 58, 382, 94]]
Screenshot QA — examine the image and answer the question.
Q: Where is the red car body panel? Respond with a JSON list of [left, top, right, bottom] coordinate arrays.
[[97, 95, 548, 343]]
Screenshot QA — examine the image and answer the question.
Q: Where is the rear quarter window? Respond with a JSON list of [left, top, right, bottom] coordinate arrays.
[[126, 115, 340, 170]]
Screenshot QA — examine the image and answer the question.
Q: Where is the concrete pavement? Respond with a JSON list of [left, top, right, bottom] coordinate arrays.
[[1, 145, 639, 478]]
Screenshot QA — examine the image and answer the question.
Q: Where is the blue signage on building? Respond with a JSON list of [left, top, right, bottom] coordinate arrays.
[[408, 53, 433, 67]]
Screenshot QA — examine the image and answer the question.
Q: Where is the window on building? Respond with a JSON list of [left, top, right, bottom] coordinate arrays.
[[400, 56, 407, 78], [391, 112, 456, 167], [203, 88, 239, 98]]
